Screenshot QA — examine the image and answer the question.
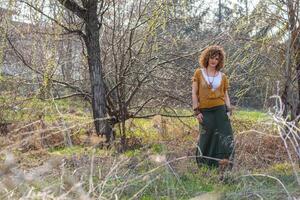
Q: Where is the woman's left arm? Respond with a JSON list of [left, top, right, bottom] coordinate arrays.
[[225, 91, 232, 115]]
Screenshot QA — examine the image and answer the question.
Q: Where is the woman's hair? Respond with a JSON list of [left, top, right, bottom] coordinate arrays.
[[199, 45, 225, 70]]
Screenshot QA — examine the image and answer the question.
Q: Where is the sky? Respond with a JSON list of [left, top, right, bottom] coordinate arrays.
[[0, 0, 260, 23], [207, 0, 260, 11]]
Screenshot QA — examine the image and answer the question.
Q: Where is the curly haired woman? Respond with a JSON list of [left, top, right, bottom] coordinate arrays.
[[192, 45, 234, 169]]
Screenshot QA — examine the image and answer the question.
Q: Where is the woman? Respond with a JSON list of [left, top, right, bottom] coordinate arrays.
[[192, 45, 234, 169]]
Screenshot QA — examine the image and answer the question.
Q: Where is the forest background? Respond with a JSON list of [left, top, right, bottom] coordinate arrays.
[[0, 0, 300, 199]]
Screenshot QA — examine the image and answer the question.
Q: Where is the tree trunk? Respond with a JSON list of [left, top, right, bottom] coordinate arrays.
[[281, 82, 289, 118], [218, 0, 222, 32], [57, 0, 113, 141], [84, 2, 112, 139], [61, 38, 73, 82], [296, 56, 300, 119], [281, 0, 296, 120], [286, 0, 300, 121]]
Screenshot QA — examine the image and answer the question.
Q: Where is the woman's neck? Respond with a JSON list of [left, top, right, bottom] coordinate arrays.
[[206, 66, 217, 76]]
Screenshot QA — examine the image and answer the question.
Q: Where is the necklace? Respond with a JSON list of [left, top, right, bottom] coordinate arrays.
[[206, 68, 217, 89]]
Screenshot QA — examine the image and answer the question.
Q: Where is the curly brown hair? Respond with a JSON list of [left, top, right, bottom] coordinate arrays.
[[199, 45, 226, 71]]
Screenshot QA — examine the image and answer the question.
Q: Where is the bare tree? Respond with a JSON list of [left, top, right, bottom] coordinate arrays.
[[14, 0, 113, 139], [57, 0, 112, 138], [269, 0, 300, 120]]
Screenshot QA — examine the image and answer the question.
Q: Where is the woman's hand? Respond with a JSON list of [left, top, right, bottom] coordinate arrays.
[[194, 108, 203, 123], [226, 106, 233, 119], [227, 112, 231, 119], [196, 113, 204, 123]]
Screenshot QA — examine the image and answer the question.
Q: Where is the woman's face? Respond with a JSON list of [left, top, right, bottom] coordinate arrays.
[[208, 55, 220, 68]]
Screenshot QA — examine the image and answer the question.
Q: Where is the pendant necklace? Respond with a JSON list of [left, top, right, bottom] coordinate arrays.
[[206, 68, 216, 89]]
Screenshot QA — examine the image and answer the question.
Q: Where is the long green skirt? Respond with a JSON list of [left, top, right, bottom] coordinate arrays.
[[195, 105, 234, 168]]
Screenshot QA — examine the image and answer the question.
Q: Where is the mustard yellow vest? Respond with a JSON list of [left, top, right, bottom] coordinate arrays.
[[192, 68, 229, 109]]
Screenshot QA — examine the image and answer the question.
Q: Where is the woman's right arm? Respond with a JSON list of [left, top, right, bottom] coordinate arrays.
[[192, 81, 203, 123], [192, 69, 203, 123], [192, 81, 199, 110]]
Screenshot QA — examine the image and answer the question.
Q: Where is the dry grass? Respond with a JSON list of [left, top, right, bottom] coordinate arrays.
[[0, 108, 299, 199]]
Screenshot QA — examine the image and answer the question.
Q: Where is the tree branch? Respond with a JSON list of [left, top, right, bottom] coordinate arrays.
[[50, 93, 91, 100], [57, 0, 88, 20], [19, 0, 86, 39], [7, 34, 91, 100]]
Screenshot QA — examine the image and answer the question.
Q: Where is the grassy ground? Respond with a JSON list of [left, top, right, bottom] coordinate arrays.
[[0, 99, 299, 199]]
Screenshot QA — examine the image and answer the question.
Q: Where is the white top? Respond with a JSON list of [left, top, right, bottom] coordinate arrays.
[[201, 68, 222, 91]]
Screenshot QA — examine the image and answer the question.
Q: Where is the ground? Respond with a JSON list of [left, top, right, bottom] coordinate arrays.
[[0, 100, 299, 199]]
